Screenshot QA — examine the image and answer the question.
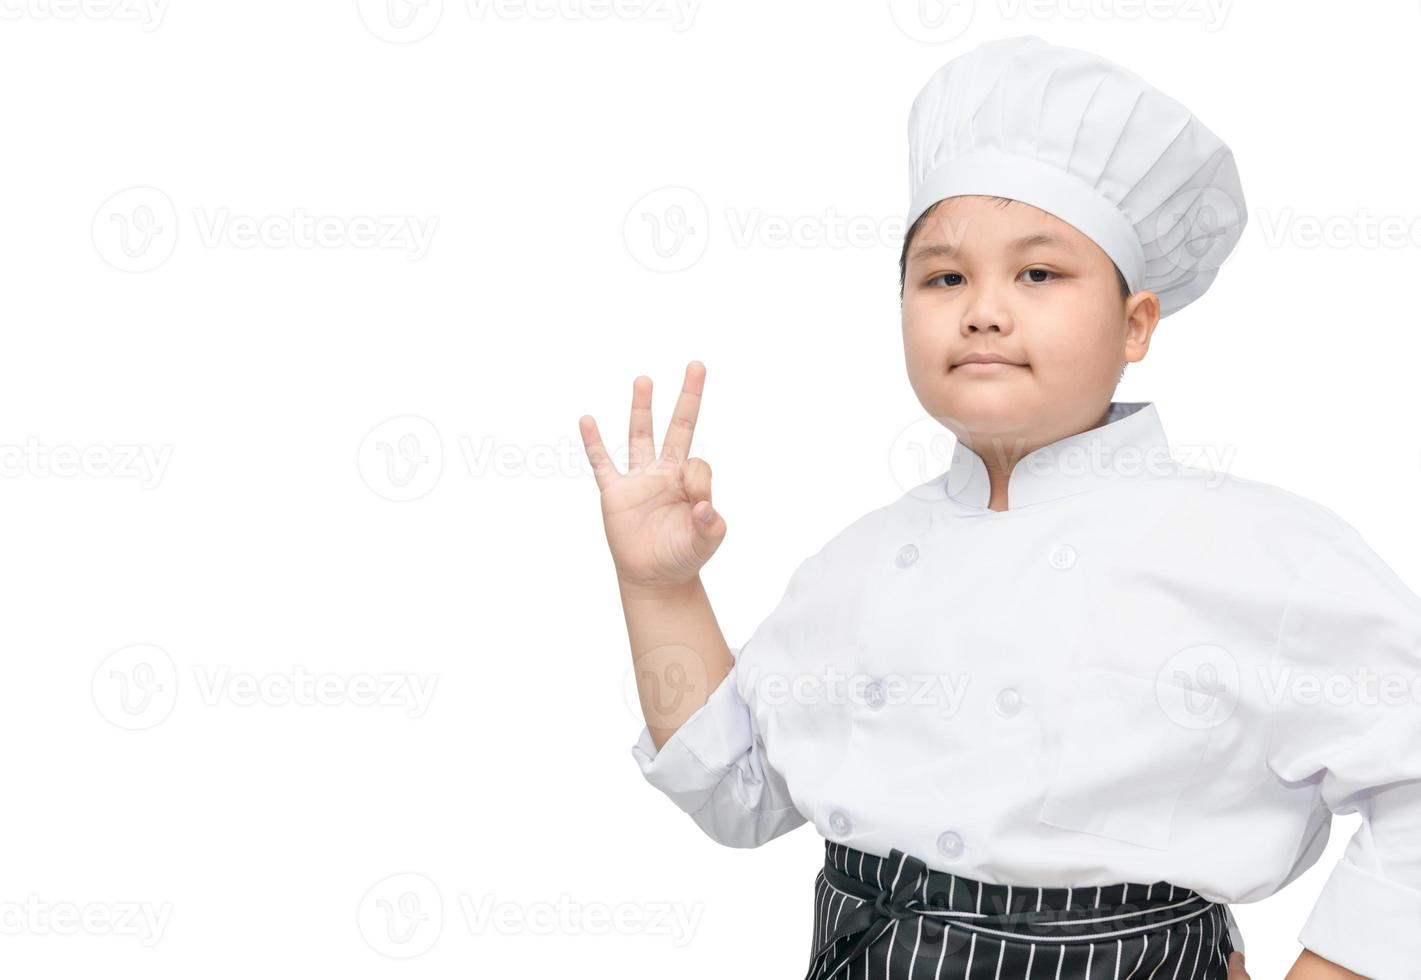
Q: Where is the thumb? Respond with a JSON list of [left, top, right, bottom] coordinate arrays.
[[1226, 951, 1249, 979]]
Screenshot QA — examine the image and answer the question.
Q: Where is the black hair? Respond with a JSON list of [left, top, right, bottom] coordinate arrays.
[[898, 197, 1131, 304]]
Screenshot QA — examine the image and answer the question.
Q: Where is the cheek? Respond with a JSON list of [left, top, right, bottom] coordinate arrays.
[[901, 315, 949, 372], [1031, 287, 1121, 343], [1034, 324, 1120, 378]]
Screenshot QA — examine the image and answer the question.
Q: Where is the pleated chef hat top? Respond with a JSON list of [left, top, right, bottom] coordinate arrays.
[[906, 34, 1246, 318]]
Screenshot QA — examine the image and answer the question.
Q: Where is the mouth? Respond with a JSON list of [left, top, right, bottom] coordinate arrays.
[[950, 360, 1029, 374]]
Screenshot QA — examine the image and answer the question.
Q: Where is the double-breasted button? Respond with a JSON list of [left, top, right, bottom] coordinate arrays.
[[1048, 544, 1077, 570], [829, 808, 853, 837], [864, 681, 885, 709], [995, 687, 1022, 716], [895, 544, 919, 568], [937, 830, 964, 858]]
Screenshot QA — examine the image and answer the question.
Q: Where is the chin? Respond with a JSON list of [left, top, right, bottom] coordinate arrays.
[[937, 386, 1035, 433]]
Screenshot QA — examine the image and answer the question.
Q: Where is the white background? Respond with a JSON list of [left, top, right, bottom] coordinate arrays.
[[1, 1, 1419, 977]]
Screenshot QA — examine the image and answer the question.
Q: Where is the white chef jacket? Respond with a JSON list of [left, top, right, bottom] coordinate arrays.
[[630, 400, 1421, 980]]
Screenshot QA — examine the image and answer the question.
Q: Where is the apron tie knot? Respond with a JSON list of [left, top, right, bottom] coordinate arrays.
[[804, 848, 928, 980]]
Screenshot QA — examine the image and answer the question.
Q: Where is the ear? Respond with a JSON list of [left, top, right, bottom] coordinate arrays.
[[1123, 290, 1161, 362]]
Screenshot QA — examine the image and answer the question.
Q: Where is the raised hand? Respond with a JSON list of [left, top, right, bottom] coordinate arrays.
[[579, 361, 727, 595]]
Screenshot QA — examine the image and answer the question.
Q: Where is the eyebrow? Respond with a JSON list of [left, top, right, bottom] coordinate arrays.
[[908, 233, 1078, 263]]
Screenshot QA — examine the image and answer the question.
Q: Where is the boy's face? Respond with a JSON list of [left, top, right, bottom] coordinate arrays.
[[900, 194, 1159, 457]]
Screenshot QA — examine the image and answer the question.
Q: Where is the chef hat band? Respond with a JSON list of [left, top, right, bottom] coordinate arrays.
[[905, 34, 1247, 318], [908, 147, 1146, 295]]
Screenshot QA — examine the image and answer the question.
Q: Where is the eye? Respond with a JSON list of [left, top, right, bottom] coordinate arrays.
[[925, 272, 964, 288], [1020, 267, 1058, 284]]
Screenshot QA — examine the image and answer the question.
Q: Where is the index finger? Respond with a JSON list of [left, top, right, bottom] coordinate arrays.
[[659, 360, 706, 465]]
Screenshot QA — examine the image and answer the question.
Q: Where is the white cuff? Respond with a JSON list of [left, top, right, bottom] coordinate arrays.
[[1297, 859, 1421, 979], [630, 668, 755, 815]]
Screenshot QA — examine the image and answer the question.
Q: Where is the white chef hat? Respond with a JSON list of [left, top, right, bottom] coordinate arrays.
[[906, 34, 1246, 318]]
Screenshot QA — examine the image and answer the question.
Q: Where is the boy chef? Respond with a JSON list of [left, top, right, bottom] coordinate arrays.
[[581, 34, 1414, 980]]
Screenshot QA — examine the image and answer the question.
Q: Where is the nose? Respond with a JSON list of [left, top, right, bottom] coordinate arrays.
[[961, 283, 1013, 335]]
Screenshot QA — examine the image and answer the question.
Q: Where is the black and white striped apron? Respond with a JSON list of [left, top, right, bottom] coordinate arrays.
[[808, 841, 1236, 979]]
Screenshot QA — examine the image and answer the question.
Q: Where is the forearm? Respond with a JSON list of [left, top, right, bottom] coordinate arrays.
[[1284, 948, 1367, 980], [620, 574, 734, 752]]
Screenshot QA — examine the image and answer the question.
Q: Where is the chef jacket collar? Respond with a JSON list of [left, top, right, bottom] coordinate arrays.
[[942, 401, 1171, 511]]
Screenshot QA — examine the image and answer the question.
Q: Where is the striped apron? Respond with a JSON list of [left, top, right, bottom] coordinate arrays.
[[807, 841, 1236, 979]]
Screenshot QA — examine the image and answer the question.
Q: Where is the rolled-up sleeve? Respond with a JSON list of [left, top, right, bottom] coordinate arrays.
[[1265, 522, 1421, 979], [629, 550, 824, 849], [631, 652, 806, 848]]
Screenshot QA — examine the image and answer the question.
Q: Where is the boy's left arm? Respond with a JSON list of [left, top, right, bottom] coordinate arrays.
[[1266, 522, 1421, 980], [1285, 948, 1367, 979]]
